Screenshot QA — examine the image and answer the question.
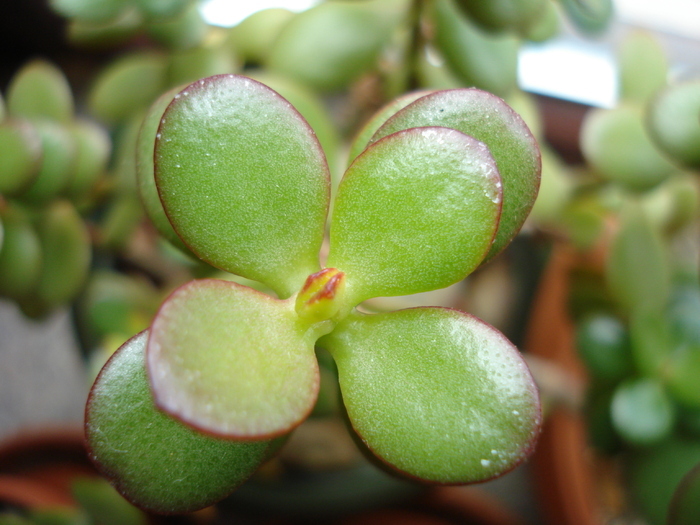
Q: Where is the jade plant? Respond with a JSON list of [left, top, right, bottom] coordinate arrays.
[[85, 74, 542, 513]]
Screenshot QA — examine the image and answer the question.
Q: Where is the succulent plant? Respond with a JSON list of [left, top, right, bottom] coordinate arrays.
[[85, 74, 542, 513]]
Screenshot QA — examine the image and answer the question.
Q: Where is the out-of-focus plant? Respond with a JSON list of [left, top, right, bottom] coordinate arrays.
[[532, 29, 700, 525]]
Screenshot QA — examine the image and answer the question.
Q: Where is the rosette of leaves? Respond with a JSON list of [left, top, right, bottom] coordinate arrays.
[[86, 75, 542, 513]]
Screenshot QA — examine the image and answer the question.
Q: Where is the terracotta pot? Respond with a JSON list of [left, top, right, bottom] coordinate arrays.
[[524, 245, 608, 525], [0, 425, 96, 510]]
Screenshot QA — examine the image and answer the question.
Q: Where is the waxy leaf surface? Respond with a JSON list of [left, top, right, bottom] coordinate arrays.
[[155, 75, 330, 297], [320, 307, 541, 483], [347, 90, 434, 164], [371, 89, 540, 261], [147, 279, 320, 438], [328, 126, 502, 306], [86, 331, 275, 514]]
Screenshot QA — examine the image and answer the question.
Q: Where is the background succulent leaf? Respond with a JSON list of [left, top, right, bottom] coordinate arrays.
[[154, 75, 330, 297], [668, 461, 700, 525], [5, 59, 74, 124], [88, 52, 168, 125], [580, 105, 676, 192], [147, 279, 320, 438], [606, 203, 670, 314], [0, 204, 42, 300], [646, 80, 700, 169], [320, 307, 541, 483], [265, 0, 398, 92], [327, 126, 502, 306], [432, 0, 520, 98], [18, 120, 77, 203], [618, 31, 668, 105], [372, 88, 541, 261], [86, 331, 276, 514], [31, 200, 92, 309], [0, 119, 43, 196]]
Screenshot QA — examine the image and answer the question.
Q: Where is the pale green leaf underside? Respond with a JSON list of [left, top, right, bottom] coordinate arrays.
[[320, 307, 541, 484], [136, 86, 190, 252], [147, 279, 319, 438], [371, 88, 541, 261], [327, 126, 502, 306], [86, 331, 274, 514], [155, 75, 330, 298]]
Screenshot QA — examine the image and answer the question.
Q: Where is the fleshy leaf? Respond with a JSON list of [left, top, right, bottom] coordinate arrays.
[[558, 0, 613, 35], [0, 119, 42, 196], [155, 75, 330, 298], [266, 1, 395, 93], [646, 79, 700, 169], [618, 31, 668, 105], [19, 120, 77, 203], [88, 52, 167, 124], [0, 204, 42, 299], [371, 88, 540, 261], [86, 331, 277, 514], [347, 90, 434, 165], [136, 86, 190, 252], [320, 307, 541, 484], [327, 126, 502, 306], [66, 118, 111, 197], [432, 0, 519, 98], [580, 105, 676, 191], [6, 59, 74, 124], [32, 200, 91, 309], [147, 279, 321, 438], [669, 461, 700, 525], [606, 203, 670, 314], [610, 378, 675, 446]]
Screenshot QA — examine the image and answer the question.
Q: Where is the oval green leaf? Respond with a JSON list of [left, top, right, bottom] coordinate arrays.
[[327, 126, 502, 306], [155, 75, 330, 297], [320, 307, 541, 484], [371, 88, 541, 262], [606, 203, 670, 313], [0, 119, 42, 196], [266, 1, 394, 92], [147, 279, 320, 438], [432, 0, 520, 98], [88, 52, 167, 124], [611, 378, 675, 447], [647, 79, 700, 169], [66, 118, 111, 197], [580, 105, 676, 191], [618, 31, 668, 105], [18, 120, 77, 203], [0, 204, 42, 299], [6, 59, 74, 124], [32, 200, 92, 309], [86, 331, 277, 514]]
